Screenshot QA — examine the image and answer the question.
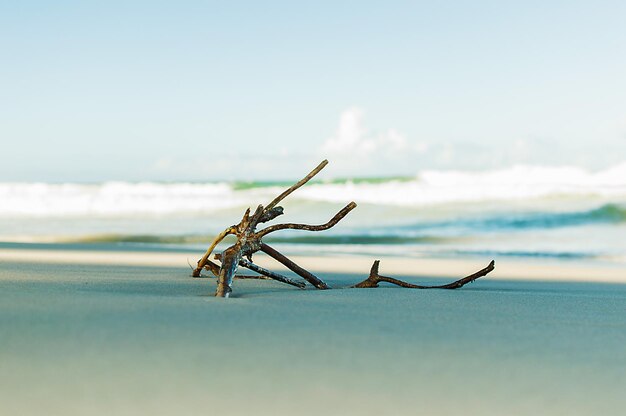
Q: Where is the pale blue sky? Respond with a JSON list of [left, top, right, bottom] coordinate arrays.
[[1, 1, 625, 181]]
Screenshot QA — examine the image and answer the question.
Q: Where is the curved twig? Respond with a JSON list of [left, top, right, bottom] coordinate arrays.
[[353, 260, 495, 289], [192, 227, 236, 277], [257, 201, 357, 238]]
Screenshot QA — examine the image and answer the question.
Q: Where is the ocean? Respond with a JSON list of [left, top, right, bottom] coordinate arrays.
[[1, 163, 625, 265]]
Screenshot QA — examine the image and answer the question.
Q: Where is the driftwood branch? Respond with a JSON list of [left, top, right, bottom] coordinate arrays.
[[260, 243, 329, 289], [194, 254, 303, 289], [257, 202, 357, 237], [353, 260, 495, 289], [192, 226, 236, 277], [194, 272, 271, 280], [239, 258, 306, 289], [214, 243, 243, 297], [193, 159, 495, 297], [195, 160, 340, 296], [263, 159, 328, 213], [201, 259, 221, 277]]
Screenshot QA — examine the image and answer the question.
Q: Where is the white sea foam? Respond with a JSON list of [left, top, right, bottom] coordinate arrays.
[[298, 163, 626, 205], [1, 163, 626, 217], [0, 182, 242, 217]]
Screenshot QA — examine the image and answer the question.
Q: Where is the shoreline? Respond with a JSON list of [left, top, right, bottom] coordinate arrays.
[[1, 242, 625, 285], [2, 242, 625, 415]]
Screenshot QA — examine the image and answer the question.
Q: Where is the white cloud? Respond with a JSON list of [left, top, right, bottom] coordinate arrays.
[[413, 141, 429, 154], [379, 128, 408, 151], [321, 107, 368, 153], [321, 107, 409, 156]]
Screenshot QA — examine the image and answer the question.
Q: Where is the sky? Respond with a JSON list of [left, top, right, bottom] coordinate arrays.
[[1, 1, 625, 182]]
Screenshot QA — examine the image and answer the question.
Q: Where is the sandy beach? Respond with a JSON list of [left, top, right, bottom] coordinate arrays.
[[1, 243, 625, 415], [5, 1, 626, 414]]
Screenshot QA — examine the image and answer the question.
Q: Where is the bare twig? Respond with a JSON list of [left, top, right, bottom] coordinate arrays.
[[192, 226, 236, 277], [193, 272, 267, 280], [234, 275, 273, 280], [257, 202, 357, 237], [263, 159, 328, 213], [260, 243, 329, 289], [353, 260, 495, 289], [239, 259, 306, 289]]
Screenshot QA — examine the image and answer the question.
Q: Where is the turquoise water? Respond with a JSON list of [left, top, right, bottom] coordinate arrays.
[[1, 164, 626, 263]]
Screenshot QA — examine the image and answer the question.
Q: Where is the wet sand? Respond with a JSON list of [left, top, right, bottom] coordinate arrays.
[[1, 245, 625, 415]]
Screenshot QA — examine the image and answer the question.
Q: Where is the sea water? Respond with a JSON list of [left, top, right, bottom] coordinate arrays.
[[1, 163, 625, 264]]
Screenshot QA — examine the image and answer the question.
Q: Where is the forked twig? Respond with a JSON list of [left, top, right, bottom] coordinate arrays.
[[352, 260, 496, 289]]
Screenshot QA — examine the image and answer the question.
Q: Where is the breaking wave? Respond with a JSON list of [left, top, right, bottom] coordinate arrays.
[[1, 162, 625, 218]]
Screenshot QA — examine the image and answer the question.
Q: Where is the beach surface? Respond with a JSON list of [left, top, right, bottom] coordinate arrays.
[[1, 244, 625, 415]]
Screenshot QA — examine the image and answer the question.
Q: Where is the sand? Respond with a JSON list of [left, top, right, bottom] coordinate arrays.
[[1, 244, 625, 415], [1, 242, 625, 283]]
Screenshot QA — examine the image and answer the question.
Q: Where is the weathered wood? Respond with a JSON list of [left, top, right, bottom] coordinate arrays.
[[263, 159, 328, 213], [239, 258, 306, 289], [258, 207, 285, 224], [192, 226, 236, 277], [195, 254, 301, 288], [257, 202, 357, 237], [195, 160, 342, 296], [193, 159, 495, 297], [215, 243, 243, 297], [260, 243, 329, 289], [200, 259, 221, 277], [352, 260, 495, 289]]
